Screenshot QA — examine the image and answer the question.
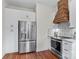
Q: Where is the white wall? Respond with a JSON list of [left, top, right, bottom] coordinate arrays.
[[69, 0, 76, 28], [36, 3, 54, 51], [2, 8, 18, 56], [2, 8, 35, 56]]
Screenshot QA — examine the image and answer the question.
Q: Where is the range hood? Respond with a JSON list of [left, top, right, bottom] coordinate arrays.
[[53, 0, 69, 24]]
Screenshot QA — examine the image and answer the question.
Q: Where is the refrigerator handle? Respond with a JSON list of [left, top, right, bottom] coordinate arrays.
[[25, 34, 26, 39], [28, 24, 29, 39]]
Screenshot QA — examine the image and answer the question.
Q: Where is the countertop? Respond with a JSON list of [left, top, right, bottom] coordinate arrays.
[[48, 34, 75, 42]]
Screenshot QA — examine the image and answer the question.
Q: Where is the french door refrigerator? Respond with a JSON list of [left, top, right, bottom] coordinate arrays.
[[18, 21, 37, 53]]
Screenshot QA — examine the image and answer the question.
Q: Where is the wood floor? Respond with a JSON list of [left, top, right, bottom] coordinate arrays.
[[3, 50, 59, 59]]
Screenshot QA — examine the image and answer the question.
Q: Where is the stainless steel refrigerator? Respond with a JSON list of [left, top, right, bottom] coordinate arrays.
[[18, 21, 37, 53]]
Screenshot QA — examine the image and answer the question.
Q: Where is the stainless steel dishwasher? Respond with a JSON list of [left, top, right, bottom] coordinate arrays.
[[18, 21, 37, 53]]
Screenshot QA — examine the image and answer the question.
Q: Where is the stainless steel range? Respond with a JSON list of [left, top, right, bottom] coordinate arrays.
[[18, 21, 37, 53]]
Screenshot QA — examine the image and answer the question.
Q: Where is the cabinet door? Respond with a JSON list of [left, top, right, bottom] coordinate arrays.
[[18, 11, 35, 21]]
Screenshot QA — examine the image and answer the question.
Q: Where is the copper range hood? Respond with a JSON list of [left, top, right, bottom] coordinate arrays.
[[53, 0, 69, 24]]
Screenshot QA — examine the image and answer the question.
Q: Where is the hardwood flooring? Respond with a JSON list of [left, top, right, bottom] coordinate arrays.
[[3, 50, 59, 59]]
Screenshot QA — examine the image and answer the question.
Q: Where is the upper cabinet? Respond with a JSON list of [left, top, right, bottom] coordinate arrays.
[[53, 0, 69, 24], [69, 0, 76, 28], [18, 11, 35, 21]]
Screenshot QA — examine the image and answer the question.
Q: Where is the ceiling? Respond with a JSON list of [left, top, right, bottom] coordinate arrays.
[[5, 0, 36, 9], [37, 0, 57, 7], [5, 0, 58, 9]]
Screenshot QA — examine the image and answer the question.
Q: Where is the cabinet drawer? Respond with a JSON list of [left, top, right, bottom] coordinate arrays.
[[63, 41, 72, 49], [63, 41, 72, 45], [63, 55, 70, 59], [63, 49, 71, 53], [63, 53, 71, 59], [62, 43, 72, 54], [63, 50, 71, 56], [63, 45, 72, 50]]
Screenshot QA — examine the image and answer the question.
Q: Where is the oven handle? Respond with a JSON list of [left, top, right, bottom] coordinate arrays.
[[51, 39, 62, 43]]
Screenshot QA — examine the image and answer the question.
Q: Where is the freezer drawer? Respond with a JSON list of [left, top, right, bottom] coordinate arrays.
[[18, 41, 36, 53]]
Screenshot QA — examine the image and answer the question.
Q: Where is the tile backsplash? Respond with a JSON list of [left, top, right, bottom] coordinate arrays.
[[49, 22, 70, 29], [57, 22, 70, 29]]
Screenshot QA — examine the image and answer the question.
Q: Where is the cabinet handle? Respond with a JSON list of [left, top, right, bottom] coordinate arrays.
[[64, 43, 68, 45], [26, 16, 29, 18], [64, 49, 68, 51], [64, 56, 68, 59], [25, 34, 26, 39]]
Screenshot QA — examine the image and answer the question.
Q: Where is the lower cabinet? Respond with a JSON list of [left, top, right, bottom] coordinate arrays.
[[62, 40, 76, 59]]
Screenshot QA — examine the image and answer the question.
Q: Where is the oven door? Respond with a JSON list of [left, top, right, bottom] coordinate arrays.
[[51, 39, 56, 49], [55, 40, 62, 55], [51, 39, 62, 56]]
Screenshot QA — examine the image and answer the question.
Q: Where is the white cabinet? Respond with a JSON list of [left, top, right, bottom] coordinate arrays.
[[18, 11, 35, 21], [62, 39, 76, 59], [69, 0, 76, 28]]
